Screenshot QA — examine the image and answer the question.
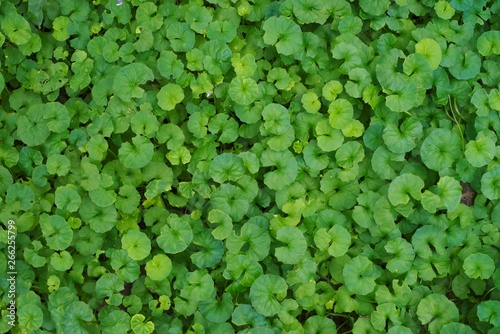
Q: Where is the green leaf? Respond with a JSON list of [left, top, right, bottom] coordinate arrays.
[[416, 294, 459, 333], [477, 301, 500, 327], [209, 153, 245, 183], [229, 77, 259, 105], [263, 16, 303, 56], [113, 63, 154, 101], [293, 0, 329, 24], [477, 31, 500, 56], [465, 134, 496, 168], [303, 315, 337, 333], [440, 323, 475, 334], [449, 51, 481, 80], [261, 149, 298, 190], [1, 13, 32, 45], [130, 314, 154, 334], [385, 238, 415, 274], [17, 304, 43, 331], [383, 118, 423, 154], [118, 135, 154, 169], [303, 140, 329, 171], [157, 83, 184, 111], [420, 129, 461, 171], [208, 209, 233, 240], [434, 1, 456, 19], [50, 250, 74, 271], [250, 274, 288, 317], [388, 174, 424, 206], [335, 141, 364, 169], [166, 22, 195, 52], [224, 254, 263, 291], [226, 218, 271, 262], [275, 226, 307, 264], [316, 119, 344, 152], [145, 254, 172, 281], [40, 214, 73, 251], [450, 0, 473, 11], [100, 310, 131, 334], [121, 230, 151, 261], [315, 225, 351, 257], [130, 110, 159, 137], [481, 167, 500, 200], [190, 230, 224, 268], [211, 184, 249, 221], [343, 256, 381, 295], [328, 98, 353, 129], [110, 249, 140, 282], [157, 215, 193, 254], [157, 50, 184, 79], [463, 253, 495, 279], [16, 105, 50, 147], [6, 183, 35, 211], [199, 293, 234, 323], [63, 301, 95, 333], [415, 38, 442, 70], [262, 103, 291, 135], [359, 0, 390, 16]]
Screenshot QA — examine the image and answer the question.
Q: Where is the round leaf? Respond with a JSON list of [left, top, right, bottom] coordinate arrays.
[[262, 16, 303, 56], [121, 230, 151, 261], [420, 129, 461, 171], [228, 77, 259, 105], [145, 254, 172, 281], [157, 83, 184, 111], [157, 216, 193, 254], [275, 226, 307, 264], [118, 135, 154, 169], [113, 63, 154, 101], [250, 274, 288, 317], [463, 253, 495, 279]]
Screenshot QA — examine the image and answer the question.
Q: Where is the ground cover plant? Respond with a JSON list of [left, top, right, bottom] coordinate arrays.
[[0, 0, 500, 332]]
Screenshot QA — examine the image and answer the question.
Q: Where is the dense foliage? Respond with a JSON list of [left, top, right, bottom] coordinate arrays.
[[1, 0, 500, 333]]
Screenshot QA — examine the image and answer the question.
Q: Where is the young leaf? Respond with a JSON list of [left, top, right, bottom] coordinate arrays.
[[415, 38, 442, 70], [229, 77, 259, 105], [130, 314, 154, 334], [208, 209, 233, 240], [157, 83, 184, 111], [121, 230, 151, 261], [145, 254, 172, 281]]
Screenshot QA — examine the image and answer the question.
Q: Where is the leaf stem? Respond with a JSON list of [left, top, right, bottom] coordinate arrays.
[[446, 96, 465, 151]]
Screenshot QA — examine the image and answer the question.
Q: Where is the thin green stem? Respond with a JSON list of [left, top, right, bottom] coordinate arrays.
[[446, 96, 465, 151]]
